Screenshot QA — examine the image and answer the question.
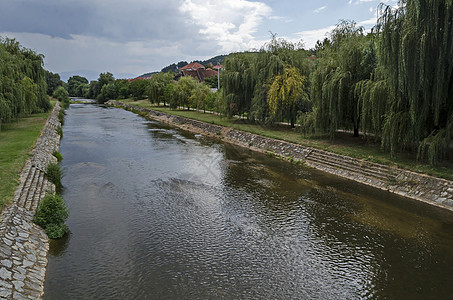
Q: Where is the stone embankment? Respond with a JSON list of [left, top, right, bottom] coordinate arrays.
[[108, 100, 453, 212], [0, 102, 61, 299]]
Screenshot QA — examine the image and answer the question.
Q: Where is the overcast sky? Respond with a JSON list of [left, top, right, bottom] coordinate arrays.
[[0, 0, 398, 81]]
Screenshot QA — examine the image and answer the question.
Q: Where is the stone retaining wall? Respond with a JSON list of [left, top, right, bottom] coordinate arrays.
[[108, 100, 453, 212], [0, 102, 62, 299]]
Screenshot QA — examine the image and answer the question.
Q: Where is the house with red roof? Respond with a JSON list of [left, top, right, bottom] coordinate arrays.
[[180, 62, 205, 71], [128, 75, 152, 82], [179, 62, 219, 83]]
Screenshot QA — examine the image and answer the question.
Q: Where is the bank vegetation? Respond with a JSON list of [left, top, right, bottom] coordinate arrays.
[[65, 1, 453, 169]]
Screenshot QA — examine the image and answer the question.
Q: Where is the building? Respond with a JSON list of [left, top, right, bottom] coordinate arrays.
[[179, 62, 219, 83]]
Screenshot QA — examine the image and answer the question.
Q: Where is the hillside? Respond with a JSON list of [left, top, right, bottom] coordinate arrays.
[[138, 54, 227, 78]]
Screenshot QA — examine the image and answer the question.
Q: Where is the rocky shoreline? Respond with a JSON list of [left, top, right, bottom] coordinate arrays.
[[0, 102, 61, 299], [107, 100, 453, 212]]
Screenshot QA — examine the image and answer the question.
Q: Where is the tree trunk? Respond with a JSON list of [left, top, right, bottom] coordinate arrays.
[[353, 126, 359, 137]]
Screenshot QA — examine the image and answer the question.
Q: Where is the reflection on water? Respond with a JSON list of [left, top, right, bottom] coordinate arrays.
[[44, 104, 453, 299]]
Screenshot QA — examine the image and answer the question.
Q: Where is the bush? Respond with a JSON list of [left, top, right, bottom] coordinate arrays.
[[52, 150, 63, 162], [46, 162, 63, 191], [58, 110, 65, 125], [53, 86, 70, 105], [56, 125, 63, 138], [34, 194, 69, 239], [45, 223, 69, 239]]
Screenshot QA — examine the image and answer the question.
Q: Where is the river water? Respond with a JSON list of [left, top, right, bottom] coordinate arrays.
[[44, 104, 453, 299]]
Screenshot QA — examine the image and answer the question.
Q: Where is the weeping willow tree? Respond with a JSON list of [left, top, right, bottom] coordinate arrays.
[[0, 37, 50, 130], [221, 52, 258, 117], [170, 76, 198, 109], [307, 21, 377, 138], [188, 83, 212, 112], [267, 67, 307, 127], [360, 0, 453, 164], [145, 72, 174, 106], [221, 36, 311, 123]]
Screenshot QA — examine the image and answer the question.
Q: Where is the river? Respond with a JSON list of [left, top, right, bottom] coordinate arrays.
[[43, 103, 453, 299]]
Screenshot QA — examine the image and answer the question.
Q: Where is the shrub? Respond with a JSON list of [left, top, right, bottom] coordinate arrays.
[[45, 223, 69, 239], [53, 86, 70, 108], [34, 194, 69, 239], [58, 110, 65, 125], [52, 150, 63, 162], [56, 125, 63, 138], [46, 162, 63, 191]]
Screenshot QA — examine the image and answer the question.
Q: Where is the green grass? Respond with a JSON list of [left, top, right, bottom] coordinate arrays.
[[0, 108, 54, 209], [118, 99, 453, 180]]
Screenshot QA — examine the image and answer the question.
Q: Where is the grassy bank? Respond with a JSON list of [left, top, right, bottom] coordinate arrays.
[[117, 99, 453, 181], [0, 103, 55, 209]]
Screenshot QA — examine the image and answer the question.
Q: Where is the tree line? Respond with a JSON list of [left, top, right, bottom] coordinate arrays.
[[64, 69, 219, 113], [221, 0, 452, 165]]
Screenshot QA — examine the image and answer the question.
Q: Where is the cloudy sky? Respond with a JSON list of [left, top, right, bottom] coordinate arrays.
[[0, 0, 398, 81]]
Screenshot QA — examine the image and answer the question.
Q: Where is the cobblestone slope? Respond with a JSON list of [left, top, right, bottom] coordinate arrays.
[[0, 102, 61, 299]]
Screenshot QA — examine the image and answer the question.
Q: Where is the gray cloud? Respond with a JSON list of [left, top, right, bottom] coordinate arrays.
[[0, 0, 275, 78], [0, 0, 201, 42], [0, 0, 93, 38]]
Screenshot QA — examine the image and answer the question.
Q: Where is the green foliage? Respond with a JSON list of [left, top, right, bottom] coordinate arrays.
[[67, 75, 89, 97], [189, 83, 211, 111], [58, 110, 65, 125], [309, 20, 375, 138], [268, 67, 307, 127], [87, 80, 99, 99], [145, 72, 174, 105], [0, 37, 51, 129], [221, 36, 311, 123], [161, 61, 188, 73], [163, 83, 175, 107], [204, 75, 218, 89], [46, 162, 63, 191], [129, 79, 148, 100], [171, 76, 198, 109], [91, 72, 115, 102], [98, 83, 118, 104], [0, 111, 51, 207], [45, 223, 69, 239], [34, 194, 69, 239], [114, 79, 130, 99], [53, 86, 70, 108], [53, 150, 63, 162], [56, 125, 63, 137], [45, 70, 64, 96], [358, 0, 453, 164]]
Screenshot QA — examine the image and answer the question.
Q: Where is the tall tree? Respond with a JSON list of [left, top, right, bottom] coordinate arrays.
[[308, 21, 376, 137], [114, 79, 130, 99], [189, 83, 211, 112], [267, 67, 307, 127], [0, 37, 50, 129], [67, 75, 89, 97], [45, 70, 64, 96], [171, 76, 198, 109], [222, 36, 310, 122], [95, 72, 115, 103], [129, 79, 147, 100], [359, 1, 453, 164], [145, 72, 174, 106]]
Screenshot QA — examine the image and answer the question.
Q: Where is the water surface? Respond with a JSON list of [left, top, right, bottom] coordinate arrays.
[[44, 104, 453, 299]]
